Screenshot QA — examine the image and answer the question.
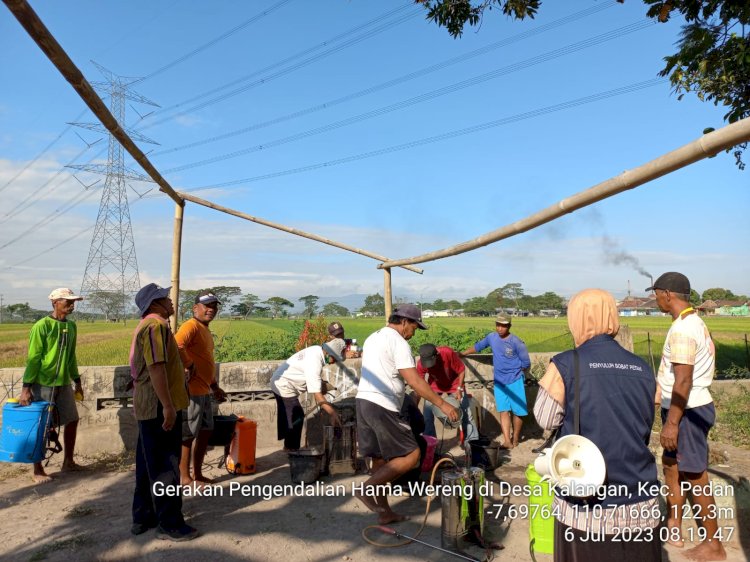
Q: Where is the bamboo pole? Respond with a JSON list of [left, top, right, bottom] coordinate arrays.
[[3, 0, 183, 206], [177, 191, 424, 274], [379, 118, 750, 268], [383, 267, 393, 321], [169, 201, 185, 332]]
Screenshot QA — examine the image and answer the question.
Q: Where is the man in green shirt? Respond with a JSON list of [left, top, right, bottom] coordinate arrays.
[[19, 287, 85, 483]]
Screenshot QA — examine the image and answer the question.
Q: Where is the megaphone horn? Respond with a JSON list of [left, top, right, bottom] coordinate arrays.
[[533, 434, 606, 497]]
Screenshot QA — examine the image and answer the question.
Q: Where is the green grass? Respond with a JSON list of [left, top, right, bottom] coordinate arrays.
[[1, 316, 748, 373]]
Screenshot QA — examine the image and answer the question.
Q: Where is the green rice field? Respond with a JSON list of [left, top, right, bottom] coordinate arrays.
[[1, 315, 748, 376]]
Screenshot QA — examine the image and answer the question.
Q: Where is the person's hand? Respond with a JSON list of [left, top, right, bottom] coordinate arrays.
[[454, 389, 463, 403], [439, 401, 459, 423], [213, 386, 227, 403], [19, 387, 32, 406], [184, 365, 195, 382], [74, 379, 84, 401], [162, 404, 177, 432], [329, 409, 342, 427], [660, 419, 679, 451]]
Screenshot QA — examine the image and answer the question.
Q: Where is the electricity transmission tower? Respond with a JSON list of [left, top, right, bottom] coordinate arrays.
[[68, 62, 159, 319]]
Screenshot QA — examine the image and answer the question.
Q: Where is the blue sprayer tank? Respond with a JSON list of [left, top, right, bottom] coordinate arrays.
[[0, 399, 51, 463]]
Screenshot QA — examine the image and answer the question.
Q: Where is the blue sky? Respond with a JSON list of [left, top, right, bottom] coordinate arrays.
[[1, 0, 748, 311]]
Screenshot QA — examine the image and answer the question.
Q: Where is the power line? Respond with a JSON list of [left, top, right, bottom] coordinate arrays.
[[8, 224, 93, 268], [0, 145, 90, 222], [0, 108, 88, 194], [7, 79, 666, 265], [179, 79, 666, 193], [141, 5, 421, 129], [133, 0, 295, 84], [0, 184, 101, 251], [1, 6, 411, 237], [153, 1, 619, 157], [161, 19, 654, 174], [0, 1, 284, 198]]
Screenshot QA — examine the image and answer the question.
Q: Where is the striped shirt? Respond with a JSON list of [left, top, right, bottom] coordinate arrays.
[[534, 387, 660, 533], [131, 317, 188, 420]]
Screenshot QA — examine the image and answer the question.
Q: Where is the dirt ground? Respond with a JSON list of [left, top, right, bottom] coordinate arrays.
[[0, 433, 748, 562]]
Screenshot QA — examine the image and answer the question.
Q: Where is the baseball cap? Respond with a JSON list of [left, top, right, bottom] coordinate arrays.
[[322, 338, 347, 360], [48, 288, 83, 301], [495, 315, 511, 325], [418, 343, 439, 369], [195, 290, 221, 305], [135, 283, 171, 317], [327, 321, 344, 337], [393, 303, 427, 330], [646, 272, 691, 294]]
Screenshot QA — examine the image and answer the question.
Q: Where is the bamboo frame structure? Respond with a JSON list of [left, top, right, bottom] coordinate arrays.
[[379, 117, 750, 268], [7, 0, 750, 323], [177, 192, 423, 275], [4, 0, 422, 322], [169, 202, 185, 332], [383, 268, 393, 320]]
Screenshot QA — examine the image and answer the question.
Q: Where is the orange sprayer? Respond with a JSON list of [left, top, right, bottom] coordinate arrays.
[[226, 416, 257, 474]]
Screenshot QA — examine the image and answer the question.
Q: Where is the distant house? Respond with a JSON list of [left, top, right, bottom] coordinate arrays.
[[422, 309, 455, 318], [696, 300, 719, 315], [715, 300, 749, 316], [497, 307, 531, 317], [617, 296, 660, 316], [538, 309, 561, 318], [697, 299, 749, 316]]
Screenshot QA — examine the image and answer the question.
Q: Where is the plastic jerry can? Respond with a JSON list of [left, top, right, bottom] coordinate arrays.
[[0, 399, 51, 464], [226, 416, 257, 474]]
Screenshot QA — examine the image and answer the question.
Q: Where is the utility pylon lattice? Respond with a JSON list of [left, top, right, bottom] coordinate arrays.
[[68, 62, 159, 319]]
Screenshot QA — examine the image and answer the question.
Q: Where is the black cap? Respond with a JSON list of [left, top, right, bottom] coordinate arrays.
[[418, 343, 438, 369], [392, 303, 427, 330], [195, 290, 221, 305], [646, 272, 691, 294]]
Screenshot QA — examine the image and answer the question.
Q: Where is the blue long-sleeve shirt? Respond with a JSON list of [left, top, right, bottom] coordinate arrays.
[[474, 332, 530, 385]]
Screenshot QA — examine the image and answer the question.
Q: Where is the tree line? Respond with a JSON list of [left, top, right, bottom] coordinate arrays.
[[1, 284, 747, 323]]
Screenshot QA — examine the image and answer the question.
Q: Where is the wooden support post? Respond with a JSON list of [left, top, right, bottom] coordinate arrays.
[[383, 267, 392, 322], [169, 201, 185, 332]]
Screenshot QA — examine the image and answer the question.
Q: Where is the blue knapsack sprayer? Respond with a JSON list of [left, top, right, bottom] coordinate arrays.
[[0, 398, 59, 463], [0, 324, 69, 464]]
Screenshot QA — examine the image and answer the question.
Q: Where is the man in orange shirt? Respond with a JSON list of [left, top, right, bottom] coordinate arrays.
[[175, 290, 227, 486]]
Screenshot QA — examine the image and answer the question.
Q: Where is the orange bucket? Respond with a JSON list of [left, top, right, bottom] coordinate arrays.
[[226, 416, 257, 474]]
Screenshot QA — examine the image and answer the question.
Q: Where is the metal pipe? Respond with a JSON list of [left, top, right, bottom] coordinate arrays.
[[379, 117, 750, 268], [375, 526, 482, 562]]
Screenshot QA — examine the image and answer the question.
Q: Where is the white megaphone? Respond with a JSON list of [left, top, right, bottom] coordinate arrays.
[[533, 434, 606, 497]]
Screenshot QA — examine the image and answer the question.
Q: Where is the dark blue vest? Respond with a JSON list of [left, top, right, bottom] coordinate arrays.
[[553, 334, 658, 506]]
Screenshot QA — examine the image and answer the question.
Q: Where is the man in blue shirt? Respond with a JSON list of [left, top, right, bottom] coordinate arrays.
[[462, 315, 530, 449]]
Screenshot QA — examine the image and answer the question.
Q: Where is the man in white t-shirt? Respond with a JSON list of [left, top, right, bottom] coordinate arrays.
[[650, 272, 725, 560], [271, 338, 345, 451], [355, 304, 458, 524]]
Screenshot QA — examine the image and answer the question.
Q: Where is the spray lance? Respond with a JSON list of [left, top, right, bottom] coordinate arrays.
[[375, 525, 482, 562]]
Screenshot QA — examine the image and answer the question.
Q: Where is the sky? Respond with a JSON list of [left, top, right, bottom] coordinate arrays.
[[1, 0, 748, 312]]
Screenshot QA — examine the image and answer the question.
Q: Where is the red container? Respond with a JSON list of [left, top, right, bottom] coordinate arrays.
[[421, 434, 438, 472], [226, 416, 257, 474]]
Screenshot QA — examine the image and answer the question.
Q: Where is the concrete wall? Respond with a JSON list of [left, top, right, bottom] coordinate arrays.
[[0, 353, 557, 455]]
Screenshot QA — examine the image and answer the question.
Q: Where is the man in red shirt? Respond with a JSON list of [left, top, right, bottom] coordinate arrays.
[[416, 344, 478, 442]]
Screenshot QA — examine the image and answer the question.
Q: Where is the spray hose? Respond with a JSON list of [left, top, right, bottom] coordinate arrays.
[[360, 456, 458, 548]]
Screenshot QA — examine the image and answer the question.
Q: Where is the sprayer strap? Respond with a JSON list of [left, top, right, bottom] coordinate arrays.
[[573, 349, 581, 435]]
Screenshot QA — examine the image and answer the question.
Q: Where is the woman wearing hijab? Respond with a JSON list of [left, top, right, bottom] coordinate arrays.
[[534, 289, 661, 562]]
